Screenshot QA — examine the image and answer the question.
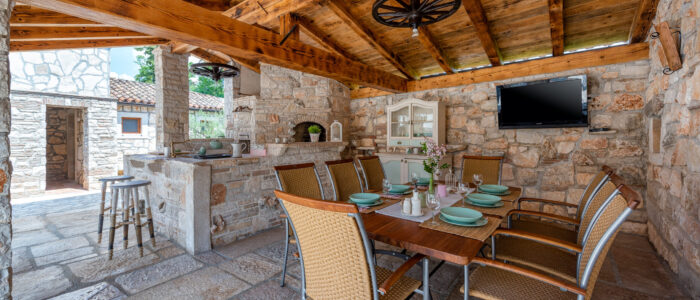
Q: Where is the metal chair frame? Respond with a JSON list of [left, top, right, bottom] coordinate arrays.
[[356, 156, 388, 191], [324, 159, 365, 201], [273, 162, 325, 287], [277, 196, 430, 300], [471, 187, 634, 300]]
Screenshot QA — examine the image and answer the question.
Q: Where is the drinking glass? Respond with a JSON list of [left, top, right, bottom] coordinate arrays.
[[411, 172, 419, 188], [473, 174, 484, 191], [382, 178, 392, 194], [460, 183, 476, 206], [426, 193, 441, 225]]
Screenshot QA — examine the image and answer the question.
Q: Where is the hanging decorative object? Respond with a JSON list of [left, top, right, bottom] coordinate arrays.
[[330, 120, 343, 142], [372, 0, 461, 37], [189, 63, 240, 81]]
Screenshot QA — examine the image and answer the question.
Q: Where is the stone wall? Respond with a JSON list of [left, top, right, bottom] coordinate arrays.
[[248, 64, 351, 144], [46, 107, 71, 181], [9, 91, 118, 196], [9, 49, 109, 97], [351, 60, 651, 233], [154, 46, 189, 150], [644, 0, 700, 296], [116, 104, 156, 172], [0, 1, 12, 297]]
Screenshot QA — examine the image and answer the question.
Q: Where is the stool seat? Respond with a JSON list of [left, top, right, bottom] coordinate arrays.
[[99, 175, 134, 182], [112, 180, 151, 189]]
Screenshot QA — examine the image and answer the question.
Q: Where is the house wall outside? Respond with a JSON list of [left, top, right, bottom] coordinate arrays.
[[8, 48, 117, 198], [116, 103, 156, 172], [351, 60, 651, 234], [644, 0, 700, 296]]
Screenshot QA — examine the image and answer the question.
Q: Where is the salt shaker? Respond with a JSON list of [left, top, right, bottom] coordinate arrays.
[[411, 192, 422, 216], [402, 198, 411, 215]]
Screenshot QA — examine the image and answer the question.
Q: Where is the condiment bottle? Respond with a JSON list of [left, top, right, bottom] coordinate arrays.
[[411, 192, 422, 216], [402, 198, 411, 215]]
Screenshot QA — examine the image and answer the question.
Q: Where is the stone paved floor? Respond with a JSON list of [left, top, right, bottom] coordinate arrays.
[[11, 195, 690, 300]]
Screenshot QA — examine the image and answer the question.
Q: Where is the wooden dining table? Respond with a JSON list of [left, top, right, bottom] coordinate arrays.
[[360, 185, 522, 298]]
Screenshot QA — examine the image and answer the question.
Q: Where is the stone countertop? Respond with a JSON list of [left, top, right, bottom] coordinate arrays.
[[126, 153, 261, 166]]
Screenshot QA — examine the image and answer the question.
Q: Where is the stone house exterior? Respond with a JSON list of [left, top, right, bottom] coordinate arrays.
[[8, 49, 224, 198]]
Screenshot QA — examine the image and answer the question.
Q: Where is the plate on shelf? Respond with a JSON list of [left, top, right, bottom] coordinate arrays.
[[438, 215, 488, 227]]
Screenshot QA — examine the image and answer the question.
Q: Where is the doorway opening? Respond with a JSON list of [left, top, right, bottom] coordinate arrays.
[[45, 106, 86, 192]]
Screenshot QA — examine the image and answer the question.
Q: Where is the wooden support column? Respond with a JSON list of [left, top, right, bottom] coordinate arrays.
[[154, 46, 190, 150]]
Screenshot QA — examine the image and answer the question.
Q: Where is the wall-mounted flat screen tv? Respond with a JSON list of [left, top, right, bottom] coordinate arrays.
[[497, 75, 588, 129]]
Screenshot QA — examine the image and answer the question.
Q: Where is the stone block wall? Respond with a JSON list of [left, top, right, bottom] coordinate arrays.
[[154, 46, 189, 150], [46, 107, 72, 181], [116, 104, 156, 172], [644, 0, 700, 296], [250, 64, 351, 144], [9, 49, 109, 97], [0, 1, 12, 297], [351, 60, 651, 233]]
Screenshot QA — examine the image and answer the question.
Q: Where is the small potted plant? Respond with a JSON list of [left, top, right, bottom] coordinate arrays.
[[308, 125, 322, 142]]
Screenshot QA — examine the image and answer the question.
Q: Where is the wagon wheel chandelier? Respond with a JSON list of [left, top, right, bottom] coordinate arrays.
[[372, 0, 461, 37], [189, 63, 240, 81]]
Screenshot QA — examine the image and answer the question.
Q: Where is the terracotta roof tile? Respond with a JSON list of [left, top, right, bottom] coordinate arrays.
[[110, 78, 223, 111]]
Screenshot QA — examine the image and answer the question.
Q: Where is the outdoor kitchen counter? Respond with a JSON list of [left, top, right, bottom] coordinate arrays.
[[124, 142, 346, 254]]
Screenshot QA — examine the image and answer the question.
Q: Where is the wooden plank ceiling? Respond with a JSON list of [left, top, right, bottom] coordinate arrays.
[[12, 0, 656, 96]]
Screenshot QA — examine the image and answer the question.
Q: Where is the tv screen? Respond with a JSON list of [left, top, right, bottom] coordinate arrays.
[[497, 75, 588, 129]]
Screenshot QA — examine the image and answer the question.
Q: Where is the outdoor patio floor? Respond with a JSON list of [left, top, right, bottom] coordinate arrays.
[[11, 194, 690, 300]]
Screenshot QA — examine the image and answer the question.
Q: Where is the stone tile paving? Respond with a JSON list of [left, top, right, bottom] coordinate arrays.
[[11, 198, 691, 300]]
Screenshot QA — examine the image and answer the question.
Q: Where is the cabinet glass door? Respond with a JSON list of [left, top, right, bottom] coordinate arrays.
[[406, 159, 431, 181], [381, 159, 403, 184], [412, 105, 433, 138], [391, 106, 410, 138]]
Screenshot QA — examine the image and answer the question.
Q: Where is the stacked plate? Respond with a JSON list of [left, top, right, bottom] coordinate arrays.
[[388, 185, 412, 195], [416, 177, 430, 186], [465, 193, 504, 208], [439, 207, 487, 227], [478, 184, 511, 196], [349, 193, 383, 207]]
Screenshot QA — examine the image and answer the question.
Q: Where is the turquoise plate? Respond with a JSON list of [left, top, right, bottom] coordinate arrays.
[[349, 193, 380, 204], [440, 207, 483, 223], [439, 214, 488, 227], [356, 199, 384, 207], [466, 200, 504, 208], [479, 189, 511, 196], [467, 193, 502, 205], [389, 185, 410, 193], [479, 184, 509, 193], [417, 177, 430, 185]]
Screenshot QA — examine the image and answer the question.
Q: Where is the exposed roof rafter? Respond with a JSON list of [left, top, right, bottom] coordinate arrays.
[[10, 26, 148, 40], [10, 37, 169, 51], [293, 14, 359, 61], [417, 26, 456, 74], [462, 0, 502, 66], [548, 0, 564, 56], [628, 0, 660, 43]]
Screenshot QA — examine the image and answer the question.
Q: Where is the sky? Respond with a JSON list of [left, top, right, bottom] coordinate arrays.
[[109, 46, 203, 81]]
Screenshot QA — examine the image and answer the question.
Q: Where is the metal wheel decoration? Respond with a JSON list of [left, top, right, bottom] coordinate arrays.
[[189, 63, 240, 81], [373, 0, 461, 37]]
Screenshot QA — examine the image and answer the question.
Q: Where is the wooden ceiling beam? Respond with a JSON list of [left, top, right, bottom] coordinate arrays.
[[11, 5, 105, 26], [223, 0, 324, 26], [548, 0, 564, 56], [628, 0, 660, 43], [327, 0, 418, 80], [10, 37, 169, 51], [462, 0, 502, 66], [182, 0, 234, 11], [417, 26, 456, 74], [352, 43, 649, 98], [171, 43, 199, 54], [191, 47, 261, 73], [279, 13, 300, 41], [22, 0, 406, 92], [10, 26, 148, 40], [190, 47, 230, 64], [294, 14, 358, 61]]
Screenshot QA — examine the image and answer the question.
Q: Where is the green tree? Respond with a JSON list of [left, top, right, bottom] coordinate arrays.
[[134, 46, 156, 83], [190, 76, 224, 97]]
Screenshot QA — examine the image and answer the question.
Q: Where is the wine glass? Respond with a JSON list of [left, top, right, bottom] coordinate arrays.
[[426, 193, 441, 225], [411, 172, 419, 188], [473, 174, 483, 192], [459, 183, 476, 206], [382, 178, 392, 194]]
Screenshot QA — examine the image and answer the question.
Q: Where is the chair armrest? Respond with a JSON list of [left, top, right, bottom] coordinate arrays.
[[470, 257, 586, 296], [507, 210, 579, 225], [378, 253, 425, 294], [518, 197, 578, 208], [493, 229, 582, 253]]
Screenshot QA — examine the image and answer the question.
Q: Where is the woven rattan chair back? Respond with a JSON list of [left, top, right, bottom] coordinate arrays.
[[357, 156, 385, 191], [275, 190, 375, 299], [575, 171, 610, 220], [576, 180, 618, 244], [325, 159, 364, 202], [274, 163, 324, 200], [461, 155, 503, 185], [577, 193, 631, 298]]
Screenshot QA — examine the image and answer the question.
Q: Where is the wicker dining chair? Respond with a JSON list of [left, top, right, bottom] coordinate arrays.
[[488, 176, 627, 284], [461, 155, 504, 185], [275, 190, 429, 300], [273, 163, 325, 287], [508, 166, 615, 242], [461, 184, 641, 300], [324, 159, 364, 202], [357, 156, 386, 192]]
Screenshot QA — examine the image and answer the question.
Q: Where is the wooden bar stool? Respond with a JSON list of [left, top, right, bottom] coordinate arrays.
[[108, 180, 156, 259], [97, 175, 134, 243]]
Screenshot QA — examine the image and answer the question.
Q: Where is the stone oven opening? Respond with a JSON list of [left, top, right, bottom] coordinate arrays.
[[293, 122, 326, 142]]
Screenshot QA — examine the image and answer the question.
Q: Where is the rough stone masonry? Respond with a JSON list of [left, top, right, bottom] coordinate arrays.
[[0, 0, 13, 297]]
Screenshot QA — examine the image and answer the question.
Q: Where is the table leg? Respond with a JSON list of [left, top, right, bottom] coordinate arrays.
[[98, 181, 107, 243], [463, 265, 469, 300], [423, 258, 429, 300]]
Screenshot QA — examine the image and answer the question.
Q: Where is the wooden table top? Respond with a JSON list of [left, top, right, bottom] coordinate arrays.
[[362, 185, 522, 265]]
